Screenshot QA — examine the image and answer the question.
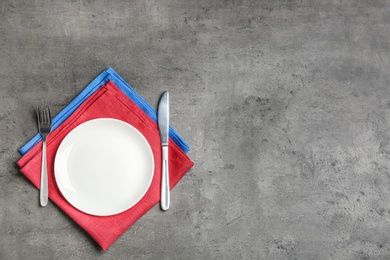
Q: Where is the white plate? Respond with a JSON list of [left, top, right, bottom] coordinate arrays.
[[54, 118, 154, 216]]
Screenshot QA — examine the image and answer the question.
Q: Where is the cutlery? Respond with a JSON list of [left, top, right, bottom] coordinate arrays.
[[37, 103, 52, 207], [158, 91, 170, 211]]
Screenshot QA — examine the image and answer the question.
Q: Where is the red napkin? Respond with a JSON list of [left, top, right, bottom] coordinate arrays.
[[17, 80, 194, 250]]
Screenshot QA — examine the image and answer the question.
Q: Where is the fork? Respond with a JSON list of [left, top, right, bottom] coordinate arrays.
[[37, 103, 52, 207]]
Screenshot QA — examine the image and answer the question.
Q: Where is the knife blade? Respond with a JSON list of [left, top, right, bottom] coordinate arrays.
[[158, 91, 170, 211]]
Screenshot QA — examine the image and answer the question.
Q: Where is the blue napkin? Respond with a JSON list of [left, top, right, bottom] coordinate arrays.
[[19, 68, 190, 155]]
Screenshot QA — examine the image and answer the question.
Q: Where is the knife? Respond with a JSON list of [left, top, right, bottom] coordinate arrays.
[[158, 91, 170, 211]]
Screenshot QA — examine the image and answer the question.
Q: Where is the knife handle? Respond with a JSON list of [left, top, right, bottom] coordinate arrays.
[[161, 145, 170, 211]]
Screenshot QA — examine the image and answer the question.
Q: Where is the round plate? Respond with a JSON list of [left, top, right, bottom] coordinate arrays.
[[54, 118, 154, 216]]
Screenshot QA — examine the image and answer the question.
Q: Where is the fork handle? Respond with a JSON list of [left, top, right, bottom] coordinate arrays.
[[40, 139, 48, 207]]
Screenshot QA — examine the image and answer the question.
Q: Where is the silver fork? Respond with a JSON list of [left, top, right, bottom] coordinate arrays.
[[37, 103, 52, 207]]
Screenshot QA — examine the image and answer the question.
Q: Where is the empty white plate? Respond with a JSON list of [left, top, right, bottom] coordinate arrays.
[[54, 118, 154, 216]]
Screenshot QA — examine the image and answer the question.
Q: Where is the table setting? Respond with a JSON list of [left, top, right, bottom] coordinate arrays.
[[4, 0, 390, 258], [16, 68, 194, 251]]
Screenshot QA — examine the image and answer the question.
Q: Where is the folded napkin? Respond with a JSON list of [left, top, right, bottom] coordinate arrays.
[[17, 78, 194, 250]]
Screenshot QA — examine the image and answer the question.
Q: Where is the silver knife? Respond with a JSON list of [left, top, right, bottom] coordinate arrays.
[[158, 91, 170, 211]]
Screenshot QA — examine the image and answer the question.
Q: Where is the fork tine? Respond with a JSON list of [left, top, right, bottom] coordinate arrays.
[[36, 104, 39, 122], [45, 104, 51, 124], [47, 105, 51, 123], [43, 105, 48, 124], [40, 104, 44, 124], [37, 104, 41, 125]]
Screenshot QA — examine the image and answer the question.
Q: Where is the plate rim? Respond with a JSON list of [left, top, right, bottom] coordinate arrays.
[[54, 117, 155, 216]]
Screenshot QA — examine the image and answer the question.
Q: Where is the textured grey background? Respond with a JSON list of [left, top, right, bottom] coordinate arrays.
[[1, 0, 390, 259]]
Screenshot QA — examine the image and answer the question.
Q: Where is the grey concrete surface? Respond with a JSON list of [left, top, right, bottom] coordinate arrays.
[[1, 0, 390, 259]]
